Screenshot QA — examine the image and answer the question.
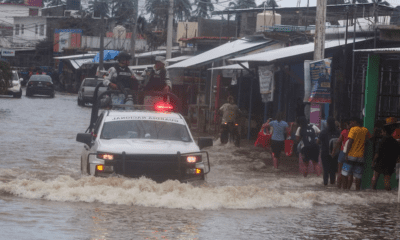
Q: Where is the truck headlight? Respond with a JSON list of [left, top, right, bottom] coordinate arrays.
[[97, 153, 114, 160]]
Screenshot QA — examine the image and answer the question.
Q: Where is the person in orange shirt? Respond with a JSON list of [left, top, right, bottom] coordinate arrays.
[[341, 117, 372, 191]]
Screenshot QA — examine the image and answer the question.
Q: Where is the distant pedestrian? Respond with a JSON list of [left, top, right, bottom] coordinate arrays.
[[371, 123, 400, 191], [342, 117, 372, 191], [296, 116, 321, 177], [318, 117, 340, 185], [332, 119, 351, 189], [262, 112, 289, 169]]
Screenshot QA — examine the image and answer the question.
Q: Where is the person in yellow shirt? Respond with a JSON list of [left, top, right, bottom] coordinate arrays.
[[342, 117, 372, 191]]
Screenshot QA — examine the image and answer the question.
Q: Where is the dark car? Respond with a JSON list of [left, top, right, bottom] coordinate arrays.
[[26, 75, 55, 97]]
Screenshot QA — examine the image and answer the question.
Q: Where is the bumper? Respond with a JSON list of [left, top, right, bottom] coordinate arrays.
[[7, 86, 21, 93], [88, 152, 210, 182], [27, 86, 54, 95]]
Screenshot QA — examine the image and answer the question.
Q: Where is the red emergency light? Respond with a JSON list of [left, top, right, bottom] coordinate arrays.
[[154, 101, 174, 112]]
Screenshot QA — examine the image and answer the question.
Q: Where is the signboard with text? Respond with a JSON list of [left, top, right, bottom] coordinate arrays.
[[308, 59, 332, 103], [258, 65, 274, 103], [1, 49, 15, 57]]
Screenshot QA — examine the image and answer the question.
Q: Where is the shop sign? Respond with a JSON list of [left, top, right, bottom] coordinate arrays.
[[1, 49, 15, 57], [258, 65, 274, 102], [308, 58, 332, 103]]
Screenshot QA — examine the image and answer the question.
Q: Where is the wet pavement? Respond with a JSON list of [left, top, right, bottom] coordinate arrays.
[[0, 89, 399, 239]]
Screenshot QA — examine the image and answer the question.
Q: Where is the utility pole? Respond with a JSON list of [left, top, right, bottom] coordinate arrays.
[[166, 0, 174, 60], [99, 14, 105, 73], [130, 0, 138, 64], [313, 0, 327, 60], [306, 0, 327, 124]]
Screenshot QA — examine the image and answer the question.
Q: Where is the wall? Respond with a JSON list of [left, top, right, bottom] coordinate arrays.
[[81, 36, 147, 51], [198, 18, 236, 38], [13, 17, 47, 46], [42, 5, 66, 17], [0, 4, 41, 26], [240, 12, 257, 37], [176, 22, 198, 44]]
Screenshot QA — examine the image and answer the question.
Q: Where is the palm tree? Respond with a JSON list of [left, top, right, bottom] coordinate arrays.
[[193, 0, 214, 18], [113, 0, 136, 23], [229, 0, 256, 9], [88, 0, 109, 17], [257, 0, 278, 8], [145, 0, 192, 26]]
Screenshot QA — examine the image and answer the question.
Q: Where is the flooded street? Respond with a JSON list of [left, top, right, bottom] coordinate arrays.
[[1, 90, 400, 239]]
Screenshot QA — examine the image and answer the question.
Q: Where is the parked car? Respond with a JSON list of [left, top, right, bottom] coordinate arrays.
[[1, 71, 23, 98], [26, 75, 55, 97], [77, 78, 107, 106]]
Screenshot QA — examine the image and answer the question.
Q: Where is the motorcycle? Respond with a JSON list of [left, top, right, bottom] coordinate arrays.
[[220, 122, 240, 147]]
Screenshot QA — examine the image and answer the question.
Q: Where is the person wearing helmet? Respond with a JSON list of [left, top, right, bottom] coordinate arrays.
[[133, 56, 170, 92], [103, 51, 138, 91], [103, 51, 139, 105]]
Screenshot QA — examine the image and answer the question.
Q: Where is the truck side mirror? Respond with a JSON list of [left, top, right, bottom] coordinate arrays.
[[76, 133, 93, 146], [198, 137, 213, 150]]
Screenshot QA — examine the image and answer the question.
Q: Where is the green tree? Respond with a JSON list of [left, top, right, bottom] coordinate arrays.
[[193, 0, 214, 18], [257, 0, 278, 8], [113, 0, 136, 23], [145, 0, 192, 27], [88, 0, 109, 17], [229, 0, 256, 9]]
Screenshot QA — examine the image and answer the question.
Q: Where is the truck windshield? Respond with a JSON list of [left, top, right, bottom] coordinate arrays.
[[100, 120, 192, 142]]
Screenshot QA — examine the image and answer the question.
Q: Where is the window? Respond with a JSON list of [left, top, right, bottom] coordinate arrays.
[[21, 24, 24, 34], [15, 24, 19, 35], [40, 24, 44, 36], [29, 9, 38, 16], [35, 24, 38, 34]]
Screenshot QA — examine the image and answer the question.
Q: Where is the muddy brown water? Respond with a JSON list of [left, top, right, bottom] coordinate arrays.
[[0, 90, 399, 239]]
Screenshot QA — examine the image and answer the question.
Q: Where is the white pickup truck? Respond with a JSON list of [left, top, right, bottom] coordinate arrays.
[[76, 102, 212, 182]]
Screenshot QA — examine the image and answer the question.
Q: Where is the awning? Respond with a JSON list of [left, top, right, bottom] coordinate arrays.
[[53, 53, 97, 60], [69, 58, 93, 69], [230, 38, 372, 63], [167, 38, 273, 69], [129, 65, 153, 70], [354, 48, 400, 53], [92, 50, 120, 63], [135, 50, 178, 58], [165, 55, 192, 63], [208, 62, 249, 70]]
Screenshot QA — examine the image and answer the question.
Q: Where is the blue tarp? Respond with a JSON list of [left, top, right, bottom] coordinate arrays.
[[92, 50, 120, 63]]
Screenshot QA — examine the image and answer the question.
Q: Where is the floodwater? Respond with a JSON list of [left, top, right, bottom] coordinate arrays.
[[0, 90, 399, 239]]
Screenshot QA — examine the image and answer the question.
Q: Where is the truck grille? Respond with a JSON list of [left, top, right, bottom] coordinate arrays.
[[111, 154, 182, 182]]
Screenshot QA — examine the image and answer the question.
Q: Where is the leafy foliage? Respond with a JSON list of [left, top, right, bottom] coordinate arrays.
[[88, 0, 109, 17], [229, 0, 256, 9], [257, 0, 278, 8], [193, 0, 214, 18]]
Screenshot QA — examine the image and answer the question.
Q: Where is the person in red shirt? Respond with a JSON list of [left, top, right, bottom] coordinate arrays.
[[332, 119, 350, 189]]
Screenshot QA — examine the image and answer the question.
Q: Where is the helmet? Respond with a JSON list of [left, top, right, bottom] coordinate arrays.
[[115, 51, 132, 61]]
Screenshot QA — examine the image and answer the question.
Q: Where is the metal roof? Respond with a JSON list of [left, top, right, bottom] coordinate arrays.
[[167, 38, 273, 69], [165, 55, 192, 63], [212, 3, 394, 19], [69, 58, 93, 69], [129, 64, 153, 70], [353, 48, 400, 53], [53, 54, 97, 60], [230, 38, 371, 63], [134, 50, 178, 58], [208, 62, 249, 70]]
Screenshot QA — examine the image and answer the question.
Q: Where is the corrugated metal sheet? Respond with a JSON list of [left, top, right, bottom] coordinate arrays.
[[54, 53, 97, 60], [167, 39, 272, 69], [129, 65, 153, 70], [135, 50, 178, 58], [208, 62, 249, 70], [165, 55, 192, 63], [69, 58, 94, 69], [231, 38, 371, 63], [353, 48, 400, 53]]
